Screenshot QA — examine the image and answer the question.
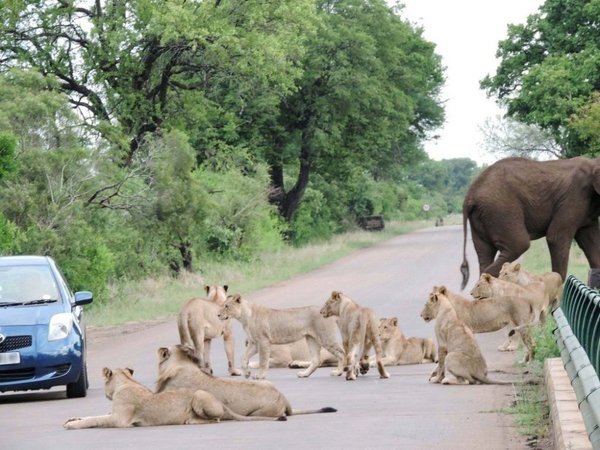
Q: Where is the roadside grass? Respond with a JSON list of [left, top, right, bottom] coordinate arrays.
[[87, 219, 431, 326], [506, 240, 589, 444]]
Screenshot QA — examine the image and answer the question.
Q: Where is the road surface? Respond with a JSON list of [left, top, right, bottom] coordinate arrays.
[[0, 225, 528, 449]]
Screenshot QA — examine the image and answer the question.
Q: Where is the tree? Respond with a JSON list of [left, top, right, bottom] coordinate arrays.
[[480, 116, 562, 159], [0, 0, 316, 167], [264, 0, 445, 220], [481, 0, 600, 157]]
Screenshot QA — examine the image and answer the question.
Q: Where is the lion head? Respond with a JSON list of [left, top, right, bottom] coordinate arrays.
[[320, 291, 343, 318], [470, 273, 495, 299]]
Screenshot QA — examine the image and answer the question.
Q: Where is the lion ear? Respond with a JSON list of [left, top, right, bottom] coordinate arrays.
[[391, 317, 398, 326], [233, 294, 241, 303], [439, 285, 447, 294], [102, 367, 112, 380], [483, 273, 492, 282], [223, 285, 228, 292], [158, 347, 170, 362], [513, 263, 521, 271], [332, 291, 341, 300], [125, 368, 134, 376], [204, 285, 210, 295]]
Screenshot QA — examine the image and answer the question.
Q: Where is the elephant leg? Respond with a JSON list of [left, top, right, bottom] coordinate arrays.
[[483, 239, 530, 278], [471, 232, 497, 276], [575, 225, 600, 273], [547, 230, 575, 281]]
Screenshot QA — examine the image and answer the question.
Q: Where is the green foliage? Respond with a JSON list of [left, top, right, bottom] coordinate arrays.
[[0, 1, 451, 296], [0, 212, 19, 255], [289, 187, 336, 245], [481, 0, 600, 156], [197, 157, 286, 259], [0, 132, 17, 181]]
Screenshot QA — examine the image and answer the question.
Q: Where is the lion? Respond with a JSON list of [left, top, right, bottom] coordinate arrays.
[[470, 273, 549, 325], [64, 367, 285, 429], [320, 291, 390, 381], [155, 345, 337, 417], [247, 339, 338, 369], [370, 317, 436, 366], [431, 285, 535, 361], [420, 291, 518, 385], [217, 294, 345, 379], [177, 285, 241, 376], [499, 261, 564, 312]]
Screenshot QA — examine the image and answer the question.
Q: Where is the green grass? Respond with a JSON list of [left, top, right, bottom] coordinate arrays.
[[505, 238, 590, 444], [87, 219, 431, 326]]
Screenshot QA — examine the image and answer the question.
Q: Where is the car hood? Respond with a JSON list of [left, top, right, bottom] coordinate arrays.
[[0, 302, 65, 326]]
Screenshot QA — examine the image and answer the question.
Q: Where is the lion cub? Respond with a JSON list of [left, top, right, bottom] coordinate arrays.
[[177, 285, 241, 376], [470, 273, 548, 325], [64, 367, 284, 429], [499, 262, 563, 312], [371, 317, 436, 366], [218, 294, 344, 379], [421, 291, 515, 385], [320, 291, 390, 381]]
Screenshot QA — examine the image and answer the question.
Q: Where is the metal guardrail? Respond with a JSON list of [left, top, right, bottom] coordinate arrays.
[[554, 275, 600, 448]]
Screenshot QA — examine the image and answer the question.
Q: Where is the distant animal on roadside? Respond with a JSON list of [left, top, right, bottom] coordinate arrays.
[[320, 291, 390, 381], [499, 262, 564, 311], [369, 317, 436, 366], [217, 294, 344, 379], [470, 273, 549, 325], [460, 156, 600, 289], [64, 367, 284, 429], [155, 345, 337, 417], [177, 285, 241, 376], [430, 286, 535, 361], [247, 339, 338, 370], [420, 292, 518, 385]]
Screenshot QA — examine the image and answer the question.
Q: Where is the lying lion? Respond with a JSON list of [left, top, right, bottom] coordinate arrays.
[[177, 285, 241, 376], [420, 292, 517, 385], [247, 339, 338, 369], [320, 291, 390, 381], [499, 262, 563, 313], [156, 345, 337, 417], [431, 285, 535, 361], [370, 317, 436, 366], [64, 367, 284, 429], [470, 273, 548, 326], [218, 294, 344, 379]]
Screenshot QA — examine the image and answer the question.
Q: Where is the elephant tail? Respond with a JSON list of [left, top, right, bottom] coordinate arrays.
[[460, 203, 470, 290]]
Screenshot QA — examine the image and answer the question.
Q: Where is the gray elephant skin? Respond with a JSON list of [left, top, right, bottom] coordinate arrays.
[[460, 156, 600, 289]]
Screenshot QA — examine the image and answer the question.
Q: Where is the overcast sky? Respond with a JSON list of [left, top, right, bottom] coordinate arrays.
[[399, 0, 544, 165]]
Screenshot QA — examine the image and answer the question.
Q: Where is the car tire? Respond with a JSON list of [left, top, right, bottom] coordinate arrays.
[[66, 362, 88, 398]]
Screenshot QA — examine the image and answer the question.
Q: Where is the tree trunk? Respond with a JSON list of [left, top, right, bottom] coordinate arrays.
[[275, 126, 313, 221]]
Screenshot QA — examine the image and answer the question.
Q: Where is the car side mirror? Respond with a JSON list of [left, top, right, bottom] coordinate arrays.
[[74, 291, 93, 306]]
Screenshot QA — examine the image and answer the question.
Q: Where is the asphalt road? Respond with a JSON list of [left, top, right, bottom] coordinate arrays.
[[0, 225, 528, 449]]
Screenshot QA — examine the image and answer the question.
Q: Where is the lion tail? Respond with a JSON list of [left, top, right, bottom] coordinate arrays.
[[289, 407, 337, 415], [475, 374, 538, 386], [177, 309, 194, 348], [224, 407, 287, 422]]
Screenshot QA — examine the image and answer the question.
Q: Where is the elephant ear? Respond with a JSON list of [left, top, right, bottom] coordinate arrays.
[[593, 165, 600, 195]]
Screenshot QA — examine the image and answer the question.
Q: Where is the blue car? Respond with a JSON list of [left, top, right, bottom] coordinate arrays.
[[0, 255, 93, 398]]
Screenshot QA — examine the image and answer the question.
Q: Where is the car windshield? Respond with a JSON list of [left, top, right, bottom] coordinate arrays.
[[0, 264, 61, 305]]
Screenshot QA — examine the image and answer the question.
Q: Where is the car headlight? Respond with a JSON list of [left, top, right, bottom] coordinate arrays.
[[48, 313, 74, 341]]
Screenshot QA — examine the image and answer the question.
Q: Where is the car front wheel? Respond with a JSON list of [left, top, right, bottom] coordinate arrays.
[[66, 362, 88, 398]]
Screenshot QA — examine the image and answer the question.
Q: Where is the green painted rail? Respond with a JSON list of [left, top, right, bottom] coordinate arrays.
[[554, 275, 600, 449]]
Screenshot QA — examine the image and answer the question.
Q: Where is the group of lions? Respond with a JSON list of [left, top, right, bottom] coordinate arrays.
[[422, 261, 563, 385], [64, 260, 558, 429]]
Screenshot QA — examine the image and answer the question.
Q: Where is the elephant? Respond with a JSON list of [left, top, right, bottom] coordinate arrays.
[[460, 156, 600, 290]]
